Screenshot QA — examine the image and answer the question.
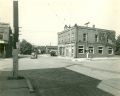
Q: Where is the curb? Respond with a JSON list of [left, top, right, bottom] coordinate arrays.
[[98, 79, 120, 96]]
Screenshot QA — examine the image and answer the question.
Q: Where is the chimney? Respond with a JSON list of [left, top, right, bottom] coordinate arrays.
[[64, 25, 68, 30], [74, 23, 77, 27], [92, 25, 95, 28]]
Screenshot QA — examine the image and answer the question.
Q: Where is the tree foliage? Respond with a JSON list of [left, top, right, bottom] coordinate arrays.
[[115, 35, 120, 55], [20, 39, 32, 55]]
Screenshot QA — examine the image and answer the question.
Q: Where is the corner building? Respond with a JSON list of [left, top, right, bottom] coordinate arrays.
[[0, 23, 12, 58], [58, 24, 116, 58]]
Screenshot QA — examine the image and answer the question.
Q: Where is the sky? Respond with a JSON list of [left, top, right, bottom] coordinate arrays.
[[0, 0, 120, 46]]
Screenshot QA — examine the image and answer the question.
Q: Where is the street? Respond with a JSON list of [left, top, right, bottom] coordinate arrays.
[[0, 55, 75, 71], [0, 55, 120, 80]]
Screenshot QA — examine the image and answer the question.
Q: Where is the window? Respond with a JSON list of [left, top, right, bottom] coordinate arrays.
[[68, 34, 70, 42], [98, 46, 103, 54], [107, 36, 108, 43], [108, 47, 113, 55], [89, 46, 94, 54], [72, 49, 74, 53], [71, 32, 75, 41], [78, 45, 84, 54], [83, 33, 87, 41], [95, 34, 99, 42], [0, 33, 3, 40]]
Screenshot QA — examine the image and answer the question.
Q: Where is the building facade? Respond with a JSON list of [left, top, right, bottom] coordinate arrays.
[[58, 24, 116, 58], [0, 23, 12, 58]]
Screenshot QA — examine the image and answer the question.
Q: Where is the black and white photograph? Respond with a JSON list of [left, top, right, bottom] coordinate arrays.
[[0, 0, 120, 96]]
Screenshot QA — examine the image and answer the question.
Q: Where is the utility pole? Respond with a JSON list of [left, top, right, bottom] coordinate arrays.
[[12, 0, 19, 79], [86, 33, 89, 59], [84, 22, 90, 59], [74, 24, 78, 58]]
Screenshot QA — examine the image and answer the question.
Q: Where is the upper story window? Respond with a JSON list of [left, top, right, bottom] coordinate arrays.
[[95, 34, 99, 42], [108, 47, 113, 55], [107, 36, 109, 43], [83, 33, 87, 41], [98, 46, 103, 54], [0, 33, 3, 40], [78, 45, 84, 54], [68, 34, 70, 42]]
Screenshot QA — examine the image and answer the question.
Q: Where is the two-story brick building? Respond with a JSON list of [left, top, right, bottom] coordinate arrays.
[[0, 23, 12, 58], [58, 24, 116, 58]]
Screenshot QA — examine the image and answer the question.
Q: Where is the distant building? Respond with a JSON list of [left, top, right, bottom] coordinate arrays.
[[58, 24, 116, 58], [37, 46, 58, 54], [0, 23, 12, 58], [37, 46, 46, 54], [45, 46, 58, 54]]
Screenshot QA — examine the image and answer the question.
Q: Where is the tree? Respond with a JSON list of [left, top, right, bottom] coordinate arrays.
[[20, 39, 32, 55], [115, 35, 120, 55]]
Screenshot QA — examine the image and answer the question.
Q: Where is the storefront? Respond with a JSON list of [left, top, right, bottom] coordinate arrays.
[[0, 23, 12, 58]]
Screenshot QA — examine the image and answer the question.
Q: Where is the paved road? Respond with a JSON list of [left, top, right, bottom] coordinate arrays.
[[0, 55, 76, 71], [0, 55, 120, 80]]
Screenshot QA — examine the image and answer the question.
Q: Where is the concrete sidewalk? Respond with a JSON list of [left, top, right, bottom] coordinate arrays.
[[65, 57, 120, 96], [0, 71, 35, 96], [98, 78, 120, 96], [0, 79, 35, 96]]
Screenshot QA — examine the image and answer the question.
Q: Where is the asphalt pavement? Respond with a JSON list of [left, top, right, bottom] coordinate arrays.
[[19, 68, 113, 96]]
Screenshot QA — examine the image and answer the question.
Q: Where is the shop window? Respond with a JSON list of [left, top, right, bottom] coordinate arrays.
[[78, 45, 84, 54], [89, 46, 94, 54], [98, 46, 103, 54], [108, 47, 113, 55]]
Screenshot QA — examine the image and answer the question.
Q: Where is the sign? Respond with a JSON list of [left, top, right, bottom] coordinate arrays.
[[16, 42, 20, 49]]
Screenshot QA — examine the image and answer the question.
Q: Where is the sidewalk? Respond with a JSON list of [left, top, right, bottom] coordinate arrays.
[[98, 78, 120, 96], [65, 56, 120, 96], [0, 71, 35, 96]]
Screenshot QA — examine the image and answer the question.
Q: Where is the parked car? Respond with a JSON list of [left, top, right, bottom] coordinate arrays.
[[50, 50, 57, 56], [31, 52, 38, 59]]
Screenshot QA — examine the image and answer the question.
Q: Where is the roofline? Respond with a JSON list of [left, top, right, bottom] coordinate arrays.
[[58, 25, 116, 35]]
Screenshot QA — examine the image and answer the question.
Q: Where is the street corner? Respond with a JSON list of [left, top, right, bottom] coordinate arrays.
[[97, 78, 120, 96]]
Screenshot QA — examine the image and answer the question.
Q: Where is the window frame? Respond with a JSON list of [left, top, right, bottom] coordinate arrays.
[[95, 34, 99, 42], [88, 46, 94, 54], [0, 33, 3, 40], [108, 47, 113, 55], [78, 45, 84, 54], [83, 33, 87, 42], [98, 46, 103, 54]]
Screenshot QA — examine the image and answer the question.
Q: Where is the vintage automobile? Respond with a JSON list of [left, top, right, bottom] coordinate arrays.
[[31, 52, 38, 59], [50, 50, 57, 56]]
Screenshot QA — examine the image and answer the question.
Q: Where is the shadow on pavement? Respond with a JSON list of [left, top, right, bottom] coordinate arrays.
[[19, 68, 113, 96]]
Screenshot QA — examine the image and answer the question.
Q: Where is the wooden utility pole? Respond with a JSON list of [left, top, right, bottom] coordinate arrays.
[[13, 0, 19, 79]]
